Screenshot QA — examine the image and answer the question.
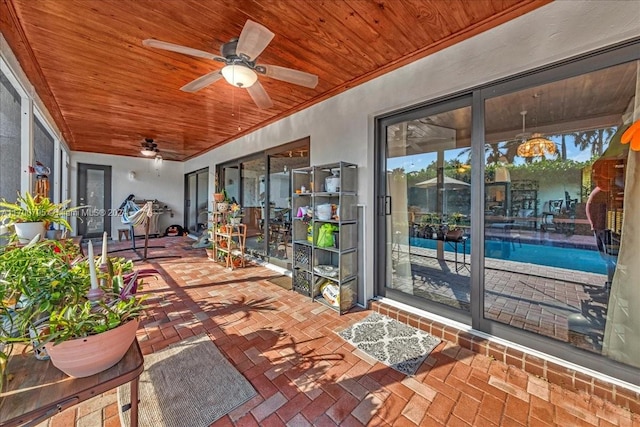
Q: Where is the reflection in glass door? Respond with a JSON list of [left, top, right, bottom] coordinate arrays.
[[384, 103, 472, 313]]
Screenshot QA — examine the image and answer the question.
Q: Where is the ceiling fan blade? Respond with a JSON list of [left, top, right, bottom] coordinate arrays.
[[180, 71, 224, 92], [236, 20, 275, 60], [263, 65, 318, 89], [142, 39, 223, 61], [246, 81, 274, 109]]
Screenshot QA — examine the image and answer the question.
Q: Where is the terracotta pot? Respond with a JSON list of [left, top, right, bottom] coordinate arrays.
[[44, 319, 139, 378], [214, 193, 224, 202]]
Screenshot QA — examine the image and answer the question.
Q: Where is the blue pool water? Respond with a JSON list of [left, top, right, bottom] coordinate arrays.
[[409, 237, 606, 275]]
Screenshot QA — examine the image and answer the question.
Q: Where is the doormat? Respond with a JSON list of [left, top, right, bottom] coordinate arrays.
[[118, 334, 256, 427], [267, 275, 292, 290], [337, 312, 441, 376]]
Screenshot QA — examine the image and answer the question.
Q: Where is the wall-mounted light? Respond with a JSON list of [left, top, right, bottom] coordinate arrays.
[[154, 154, 163, 166], [128, 171, 136, 181]]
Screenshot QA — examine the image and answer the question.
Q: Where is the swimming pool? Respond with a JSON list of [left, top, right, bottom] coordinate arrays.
[[409, 237, 606, 274]]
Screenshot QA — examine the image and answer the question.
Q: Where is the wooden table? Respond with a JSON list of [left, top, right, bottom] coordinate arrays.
[[0, 340, 143, 427]]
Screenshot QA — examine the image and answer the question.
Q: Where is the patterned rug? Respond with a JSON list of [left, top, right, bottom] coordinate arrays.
[[337, 312, 441, 376], [118, 334, 256, 427]]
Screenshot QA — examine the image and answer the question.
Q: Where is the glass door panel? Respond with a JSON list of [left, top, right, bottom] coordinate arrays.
[[241, 157, 267, 257], [385, 105, 472, 312], [267, 148, 309, 264], [184, 168, 208, 236], [77, 163, 111, 238], [482, 61, 638, 361]]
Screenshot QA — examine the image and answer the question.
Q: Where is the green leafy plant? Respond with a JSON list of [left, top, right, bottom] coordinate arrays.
[[0, 192, 82, 230], [0, 238, 153, 386]]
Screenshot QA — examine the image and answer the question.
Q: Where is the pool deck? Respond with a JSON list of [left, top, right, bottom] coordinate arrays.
[[392, 240, 607, 353]]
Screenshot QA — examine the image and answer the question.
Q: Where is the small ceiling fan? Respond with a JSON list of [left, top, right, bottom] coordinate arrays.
[[140, 138, 159, 157], [503, 110, 532, 145], [143, 20, 319, 109], [388, 122, 455, 153]]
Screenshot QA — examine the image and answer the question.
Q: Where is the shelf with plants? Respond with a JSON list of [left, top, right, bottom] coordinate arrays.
[[291, 161, 358, 314], [210, 209, 246, 269]]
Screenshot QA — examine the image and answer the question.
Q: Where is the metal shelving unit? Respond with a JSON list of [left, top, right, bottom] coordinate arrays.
[[291, 162, 358, 314]]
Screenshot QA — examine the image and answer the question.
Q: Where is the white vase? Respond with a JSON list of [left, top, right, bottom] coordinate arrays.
[[44, 319, 139, 378], [217, 202, 229, 213], [14, 222, 45, 244], [229, 217, 241, 225]]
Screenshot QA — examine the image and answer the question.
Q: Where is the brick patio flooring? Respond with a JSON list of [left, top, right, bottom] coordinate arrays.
[[36, 236, 639, 427]]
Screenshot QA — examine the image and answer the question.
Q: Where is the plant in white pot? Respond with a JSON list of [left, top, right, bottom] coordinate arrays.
[[228, 202, 243, 225], [0, 192, 81, 243], [0, 237, 155, 384]]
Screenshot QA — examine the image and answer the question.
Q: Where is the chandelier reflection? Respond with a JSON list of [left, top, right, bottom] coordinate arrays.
[[517, 133, 557, 157]]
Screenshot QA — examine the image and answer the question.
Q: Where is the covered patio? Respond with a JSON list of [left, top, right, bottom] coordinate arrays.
[[34, 237, 640, 426]]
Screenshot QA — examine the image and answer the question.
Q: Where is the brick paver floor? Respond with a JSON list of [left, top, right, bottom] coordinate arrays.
[[31, 237, 639, 426]]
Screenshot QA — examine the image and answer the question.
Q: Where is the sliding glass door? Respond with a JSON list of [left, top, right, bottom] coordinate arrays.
[[375, 42, 640, 383], [219, 140, 309, 267], [380, 98, 473, 321]]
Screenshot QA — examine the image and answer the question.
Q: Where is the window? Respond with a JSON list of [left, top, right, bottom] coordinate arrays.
[[33, 116, 55, 200], [0, 70, 21, 202]]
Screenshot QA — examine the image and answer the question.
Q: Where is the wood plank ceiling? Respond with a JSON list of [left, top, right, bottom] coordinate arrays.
[[0, 0, 549, 161]]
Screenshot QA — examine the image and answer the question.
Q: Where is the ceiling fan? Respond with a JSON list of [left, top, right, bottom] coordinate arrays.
[[388, 122, 455, 153], [503, 110, 532, 145], [142, 20, 319, 109], [140, 138, 159, 157]]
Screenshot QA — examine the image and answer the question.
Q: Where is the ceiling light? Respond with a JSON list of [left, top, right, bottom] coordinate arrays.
[[517, 133, 557, 157], [221, 64, 258, 88], [141, 148, 156, 157]]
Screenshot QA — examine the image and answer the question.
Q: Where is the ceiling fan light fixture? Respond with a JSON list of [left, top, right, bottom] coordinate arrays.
[[221, 64, 258, 88], [517, 133, 557, 157]]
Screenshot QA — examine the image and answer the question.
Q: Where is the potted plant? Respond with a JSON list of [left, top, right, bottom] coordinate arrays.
[[216, 189, 231, 213], [0, 192, 81, 243], [445, 212, 465, 241], [0, 237, 154, 382], [228, 202, 243, 225]]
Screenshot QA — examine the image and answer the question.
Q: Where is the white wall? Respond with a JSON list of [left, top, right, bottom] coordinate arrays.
[[184, 1, 640, 303], [70, 152, 184, 239]]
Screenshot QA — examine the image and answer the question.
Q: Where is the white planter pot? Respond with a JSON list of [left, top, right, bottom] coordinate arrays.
[[217, 202, 229, 213], [14, 222, 45, 244], [44, 319, 139, 378]]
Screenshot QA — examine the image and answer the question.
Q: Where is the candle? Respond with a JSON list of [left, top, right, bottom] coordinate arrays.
[[87, 240, 99, 290], [101, 231, 108, 264]]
